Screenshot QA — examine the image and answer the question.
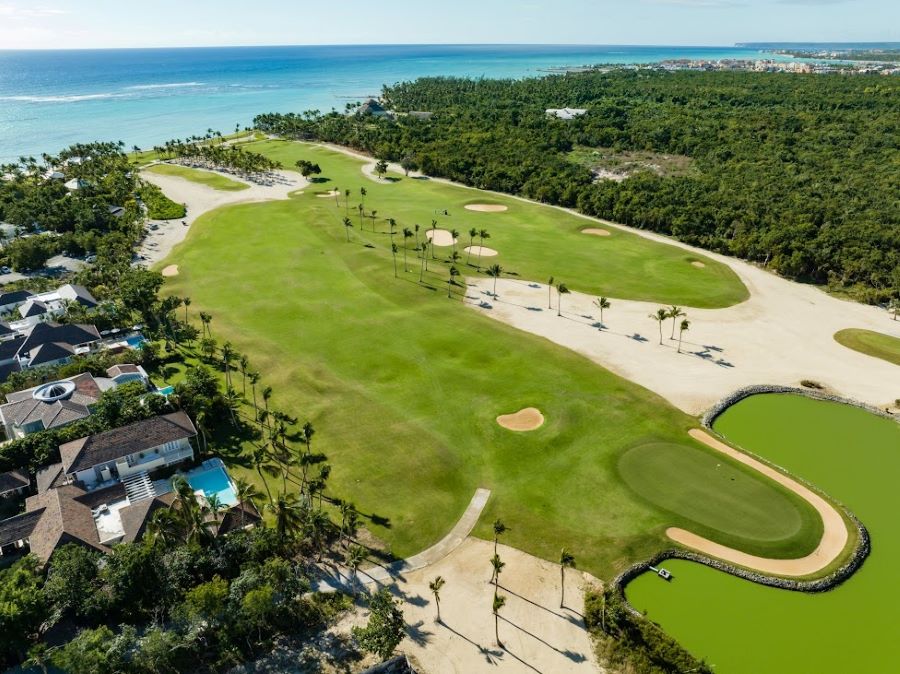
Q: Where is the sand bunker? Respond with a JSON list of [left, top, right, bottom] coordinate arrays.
[[497, 407, 544, 431], [690, 260, 706, 268], [161, 265, 179, 277], [425, 229, 457, 247], [582, 228, 611, 237], [465, 204, 508, 213], [316, 190, 340, 198], [665, 429, 850, 576], [464, 246, 498, 258]]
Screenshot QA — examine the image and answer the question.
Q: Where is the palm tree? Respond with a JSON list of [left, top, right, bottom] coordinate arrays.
[[183, 296, 191, 324], [650, 308, 668, 345], [233, 477, 261, 527], [557, 283, 570, 317], [430, 220, 438, 258], [199, 311, 212, 337], [678, 319, 691, 353], [466, 227, 478, 264], [239, 354, 250, 396], [221, 341, 235, 388], [357, 203, 365, 229], [414, 224, 421, 253], [360, 186, 367, 211], [266, 492, 304, 545], [339, 501, 359, 548], [419, 242, 429, 282], [490, 553, 505, 591], [447, 265, 460, 298], [593, 296, 611, 328], [492, 519, 507, 557], [347, 544, 367, 585], [493, 593, 506, 648], [251, 444, 275, 505], [668, 306, 686, 339], [249, 371, 261, 420], [547, 276, 555, 309], [344, 189, 351, 217], [889, 298, 899, 321], [451, 229, 460, 255], [343, 216, 353, 242], [402, 228, 413, 271], [391, 243, 399, 278], [476, 229, 490, 270], [429, 576, 446, 623], [387, 217, 397, 238], [487, 264, 503, 296], [559, 548, 576, 608], [334, 187, 341, 208]]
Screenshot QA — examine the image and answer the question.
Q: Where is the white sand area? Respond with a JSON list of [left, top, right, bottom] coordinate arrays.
[[582, 228, 611, 237], [465, 246, 499, 258], [465, 255, 900, 415], [466, 203, 509, 213], [161, 265, 179, 277], [139, 166, 304, 267], [497, 407, 545, 431], [425, 229, 457, 247]]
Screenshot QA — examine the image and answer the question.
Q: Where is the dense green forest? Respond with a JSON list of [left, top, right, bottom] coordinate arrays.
[[255, 70, 900, 303]]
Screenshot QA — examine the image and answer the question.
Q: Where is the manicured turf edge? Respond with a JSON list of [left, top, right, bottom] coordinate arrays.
[[834, 328, 900, 367]]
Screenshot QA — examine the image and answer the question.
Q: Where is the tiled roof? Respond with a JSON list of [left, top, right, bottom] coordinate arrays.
[[0, 290, 33, 307], [60, 411, 197, 475], [0, 469, 29, 495], [119, 492, 176, 543], [24, 485, 108, 562], [0, 509, 44, 547], [28, 341, 75, 366], [106, 364, 140, 377], [35, 463, 64, 494]]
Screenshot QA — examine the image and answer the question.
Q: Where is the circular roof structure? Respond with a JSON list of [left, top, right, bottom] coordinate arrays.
[[33, 380, 76, 402]]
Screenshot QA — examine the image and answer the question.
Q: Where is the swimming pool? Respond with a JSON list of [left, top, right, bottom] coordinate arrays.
[[184, 463, 237, 506], [126, 335, 146, 349], [157, 385, 175, 396]]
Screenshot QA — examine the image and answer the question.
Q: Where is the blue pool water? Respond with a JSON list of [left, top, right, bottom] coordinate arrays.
[[126, 335, 146, 349], [185, 466, 238, 506], [157, 385, 175, 396]]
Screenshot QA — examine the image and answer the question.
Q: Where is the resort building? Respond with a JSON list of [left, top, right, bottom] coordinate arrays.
[[0, 469, 29, 499], [60, 411, 197, 488], [546, 107, 588, 120], [0, 364, 148, 439], [358, 98, 391, 117], [6, 283, 98, 332]]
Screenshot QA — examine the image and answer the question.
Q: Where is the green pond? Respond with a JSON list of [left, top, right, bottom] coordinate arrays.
[[625, 394, 900, 673]]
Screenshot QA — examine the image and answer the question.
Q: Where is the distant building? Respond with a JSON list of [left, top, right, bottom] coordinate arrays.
[[0, 322, 102, 381], [358, 98, 391, 118], [8, 284, 98, 331], [546, 108, 588, 120]]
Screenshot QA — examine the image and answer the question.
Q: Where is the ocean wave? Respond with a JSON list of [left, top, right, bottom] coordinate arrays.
[[125, 82, 205, 90], [0, 92, 128, 103]]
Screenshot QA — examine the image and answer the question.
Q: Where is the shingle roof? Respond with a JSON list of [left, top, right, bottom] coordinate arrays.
[[106, 364, 140, 377], [119, 492, 176, 543], [0, 322, 14, 336], [35, 463, 64, 494], [19, 300, 49, 318], [0, 290, 33, 307], [24, 485, 108, 562], [0, 469, 29, 495], [0, 509, 44, 547], [57, 284, 98, 309], [60, 411, 197, 475], [28, 342, 75, 366], [20, 323, 100, 357]]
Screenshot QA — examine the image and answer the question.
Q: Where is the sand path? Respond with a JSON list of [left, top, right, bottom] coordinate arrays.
[[466, 273, 900, 415], [139, 164, 304, 267], [664, 429, 850, 576], [336, 538, 601, 674]]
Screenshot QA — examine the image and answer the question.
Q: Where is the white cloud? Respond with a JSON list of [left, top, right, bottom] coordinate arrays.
[[0, 3, 68, 18]]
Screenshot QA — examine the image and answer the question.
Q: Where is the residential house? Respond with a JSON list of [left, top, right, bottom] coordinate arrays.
[[358, 98, 391, 118], [0, 290, 33, 316], [60, 411, 198, 488], [0, 365, 148, 439], [0, 322, 102, 381], [11, 284, 98, 331], [0, 470, 29, 498]]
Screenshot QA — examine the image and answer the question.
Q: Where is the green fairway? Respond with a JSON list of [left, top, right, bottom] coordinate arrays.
[[626, 394, 900, 673], [618, 442, 821, 555], [240, 141, 749, 308], [145, 163, 250, 191], [834, 328, 900, 366], [159, 148, 819, 577]]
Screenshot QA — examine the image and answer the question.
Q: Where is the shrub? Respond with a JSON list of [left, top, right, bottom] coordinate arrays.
[[139, 182, 185, 220]]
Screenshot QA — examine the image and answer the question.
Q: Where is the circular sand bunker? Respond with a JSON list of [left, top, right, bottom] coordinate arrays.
[[582, 228, 611, 237], [316, 190, 341, 198], [162, 265, 179, 277], [691, 260, 706, 269], [497, 407, 544, 431], [425, 229, 457, 247], [465, 204, 508, 213], [464, 246, 498, 258]]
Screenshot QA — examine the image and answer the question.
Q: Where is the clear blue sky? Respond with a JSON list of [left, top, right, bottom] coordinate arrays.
[[0, 0, 896, 50]]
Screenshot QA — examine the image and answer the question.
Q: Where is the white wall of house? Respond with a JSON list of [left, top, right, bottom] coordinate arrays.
[[73, 438, 194, 487]]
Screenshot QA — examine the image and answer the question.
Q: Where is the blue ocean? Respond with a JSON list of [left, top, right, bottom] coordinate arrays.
[[0, 44, 772, 162]]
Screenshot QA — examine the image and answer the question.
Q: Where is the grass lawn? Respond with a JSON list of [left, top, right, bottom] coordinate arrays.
[[239, 140, 749, 308], [834, 328, 900, 366], [145, 163, 250, 192], [158, 146, 825, 578], [626, 394, 900, 674]]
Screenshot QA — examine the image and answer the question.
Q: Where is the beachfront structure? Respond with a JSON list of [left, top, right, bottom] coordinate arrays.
[[546, 107, 588, 120], [0, 470, 29, 499], [358, 98, 391, 117], [0, 458, 257, 562], [60, 411, 197, 488], [0, 365, 148, 439], [0, 322, 102, 381]]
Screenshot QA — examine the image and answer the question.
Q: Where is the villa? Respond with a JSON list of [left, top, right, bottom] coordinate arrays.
[[4, 283, 98, 331], [0, 469, 29, 499], [0, 322, 102, 381], [358, 98, 391, 118], [0, 364, 148, 439]]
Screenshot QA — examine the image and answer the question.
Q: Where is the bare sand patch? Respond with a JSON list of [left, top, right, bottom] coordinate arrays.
[[316, 190, 340, 198], [691, 260, 706, 268], [425, 228, 456, 247], [161, 265, 179, 277], [497, 407, 545, 431], [465, 203, 508, 213], [665, 429, 850, 576], [464, 245, 498, 258], [582, 227, 611, 237]]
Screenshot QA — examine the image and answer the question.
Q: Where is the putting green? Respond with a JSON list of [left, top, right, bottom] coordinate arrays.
[[626, 394, 900, 674], [145, 163, 250, 191], [619, 442, 820, 555], [834, 328, 900, 367], [159, 144, 810, 578]]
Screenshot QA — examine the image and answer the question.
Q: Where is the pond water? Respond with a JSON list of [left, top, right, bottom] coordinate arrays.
[[625, 394, 900, 673]]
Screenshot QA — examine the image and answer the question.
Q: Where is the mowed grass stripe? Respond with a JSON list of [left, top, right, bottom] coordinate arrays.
[[146, 163, 250, 191], [834, 328, 900, 367]]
